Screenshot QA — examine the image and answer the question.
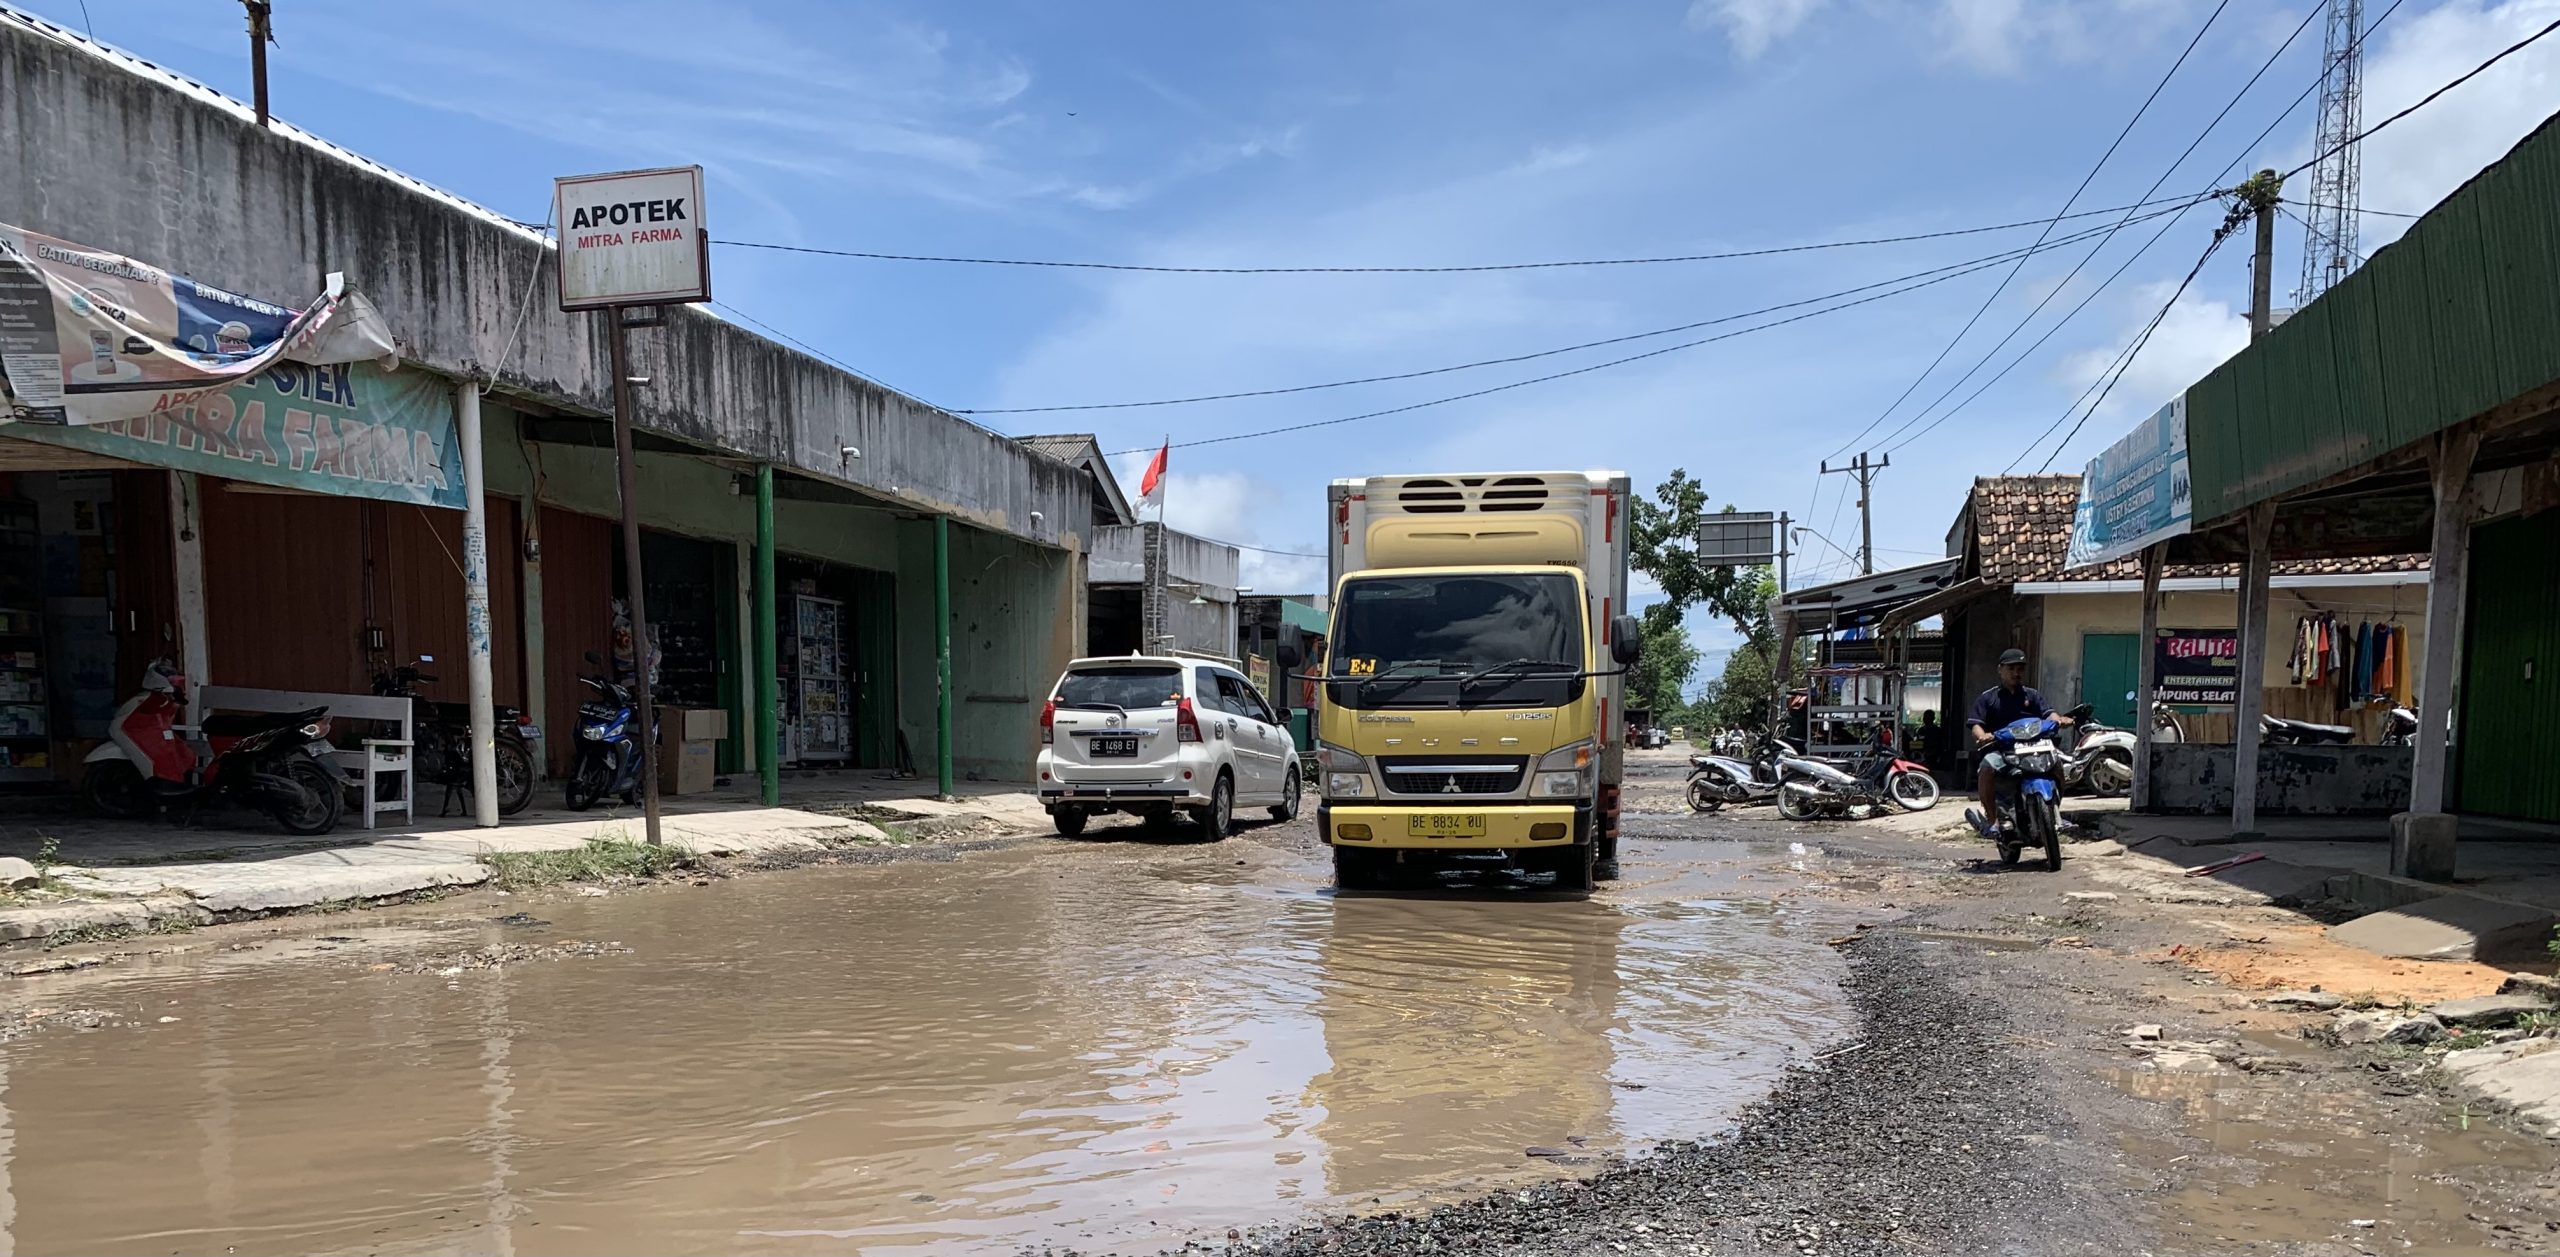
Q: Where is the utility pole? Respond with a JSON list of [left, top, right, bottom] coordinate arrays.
[[241, 1, 273, 127], [2249, 169, 2280, 341], [1818, 453, 1889, 574], [605, 306, 663, 847]]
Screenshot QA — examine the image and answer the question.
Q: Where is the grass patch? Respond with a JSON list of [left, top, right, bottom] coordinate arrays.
[[480, 838, 696, 890]]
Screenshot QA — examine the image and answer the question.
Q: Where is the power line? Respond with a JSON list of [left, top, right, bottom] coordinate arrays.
[[706, 299, 950, 416], [2281, 14, 2560, 183], [977, 199, 2204, 418], [2283, 202, 2369, 268], [1093, 211, 2201, 457], [1816, 0, 2235, 467], [2017, 0, 2416, 473], [707, 194, 2213, 277], [1874, 0, 2324, 457], [1194, 535, 1323, 560], [2301, 200, 2421, 218], [2032, 232, 2233, 474]]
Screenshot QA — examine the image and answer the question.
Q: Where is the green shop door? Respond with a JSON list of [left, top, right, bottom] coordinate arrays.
[[2459, 510, 2560, 822], [2081, 633, 2139, 729]]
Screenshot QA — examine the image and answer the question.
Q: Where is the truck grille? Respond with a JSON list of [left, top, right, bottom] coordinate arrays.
[[1392, 476, 1555, 514], [1378, 757, 1528, 796]]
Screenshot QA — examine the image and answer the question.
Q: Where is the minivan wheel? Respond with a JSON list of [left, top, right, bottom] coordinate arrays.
[[1268, 766, 1301, 823], [1052, 808, 1088, 837], [1193, 773, 1234, 841]]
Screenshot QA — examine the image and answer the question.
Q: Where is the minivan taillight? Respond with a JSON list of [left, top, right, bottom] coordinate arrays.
[[1039, 698, 1056, 745], [1176, 697, 1203, 743]]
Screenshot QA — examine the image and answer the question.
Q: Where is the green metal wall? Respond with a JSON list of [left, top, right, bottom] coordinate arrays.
[[2187, 111, 2560, 523], [2457, 511, 2560, 822]]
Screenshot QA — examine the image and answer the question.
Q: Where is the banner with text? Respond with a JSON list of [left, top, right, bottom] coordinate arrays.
[[7, 360, 465, 510], [2154, 627, 2238, 706], [0, 222, 394, 427], [2066, 397, 2191, 570]]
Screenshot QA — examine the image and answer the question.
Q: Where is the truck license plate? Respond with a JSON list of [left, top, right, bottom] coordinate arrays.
[[1407, 813, 1487, 838], [1090, 737, 1138, 757]]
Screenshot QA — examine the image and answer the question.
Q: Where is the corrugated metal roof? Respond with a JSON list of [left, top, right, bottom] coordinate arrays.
[[2188, 108, 2560, 521]]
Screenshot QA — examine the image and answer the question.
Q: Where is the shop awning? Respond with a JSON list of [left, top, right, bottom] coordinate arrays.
[[1874, 577, 1995, 639]]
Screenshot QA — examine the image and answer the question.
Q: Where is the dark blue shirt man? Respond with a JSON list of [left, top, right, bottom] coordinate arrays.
[[1965, 648, 2068, 838]]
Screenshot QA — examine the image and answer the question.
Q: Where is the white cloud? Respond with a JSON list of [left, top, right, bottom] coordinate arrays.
[[2353, 0, 2560, 243], [2050, 278, 2245, 461], [1108, 464, 1330, 594], [1688, 0, 1831, 58]]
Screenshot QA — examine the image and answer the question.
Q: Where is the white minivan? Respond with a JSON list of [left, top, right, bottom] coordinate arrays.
[[1036, 656, 1302, 839]]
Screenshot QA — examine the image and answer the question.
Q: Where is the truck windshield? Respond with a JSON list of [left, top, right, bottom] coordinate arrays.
[[1329, 573, 1585, 709]]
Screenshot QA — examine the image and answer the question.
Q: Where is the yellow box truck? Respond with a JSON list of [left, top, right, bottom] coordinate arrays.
[[1315, 470, 1639, 892]]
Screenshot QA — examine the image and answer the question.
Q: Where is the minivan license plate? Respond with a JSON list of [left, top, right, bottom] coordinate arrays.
[[1407, 813, 1487, 838], [1091, 736, 1139, 758]]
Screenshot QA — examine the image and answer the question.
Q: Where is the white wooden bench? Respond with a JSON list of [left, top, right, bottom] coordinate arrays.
[[193, 686, 414, 829]]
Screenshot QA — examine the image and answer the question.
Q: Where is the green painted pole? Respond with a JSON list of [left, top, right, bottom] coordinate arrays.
[[934, 514, 954, 798], [754, 465, 780, 806]]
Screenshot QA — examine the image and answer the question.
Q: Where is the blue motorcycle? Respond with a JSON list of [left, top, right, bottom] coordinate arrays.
[[1983, 702, 2092, 869], [564, 652, 654, 812]]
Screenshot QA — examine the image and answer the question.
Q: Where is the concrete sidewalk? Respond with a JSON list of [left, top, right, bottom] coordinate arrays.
[[0, 773, 1053, 941], [2094, 811, 2560, 965]]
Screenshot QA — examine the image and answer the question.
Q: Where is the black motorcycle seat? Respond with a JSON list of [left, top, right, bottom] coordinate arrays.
[[199, 706, 328, 737]]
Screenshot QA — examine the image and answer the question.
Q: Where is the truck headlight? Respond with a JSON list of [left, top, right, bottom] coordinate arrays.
[[1318, 743, 1373, 799], [1533, 740, 1594, 799]]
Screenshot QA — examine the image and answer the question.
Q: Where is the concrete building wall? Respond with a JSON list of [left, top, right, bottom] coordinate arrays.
[[0, 14, 1087, 546], [1089, 524, 1241, 658], [2147, 744, 2415, 815], [2032, 583, 2430, 713]]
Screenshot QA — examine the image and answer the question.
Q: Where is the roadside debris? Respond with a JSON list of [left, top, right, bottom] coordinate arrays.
[[2330, 1010, 2445, 1046]]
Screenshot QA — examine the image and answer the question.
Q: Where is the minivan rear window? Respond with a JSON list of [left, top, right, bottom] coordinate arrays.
[[1056, 665, 1183, 710]]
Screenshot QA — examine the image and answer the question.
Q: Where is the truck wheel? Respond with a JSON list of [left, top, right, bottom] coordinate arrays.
[[1594, 830, 1620, 882], [1550, 844, 1596, 895], [1333, 845, 1379, 891], [1052, 808, 1088, 837]]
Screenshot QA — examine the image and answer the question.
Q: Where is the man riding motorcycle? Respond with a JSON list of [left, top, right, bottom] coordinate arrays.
[[1965, 648, 2074, 838]]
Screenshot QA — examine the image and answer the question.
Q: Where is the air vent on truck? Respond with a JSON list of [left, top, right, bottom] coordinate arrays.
[[1391, 475, 1556, 514]]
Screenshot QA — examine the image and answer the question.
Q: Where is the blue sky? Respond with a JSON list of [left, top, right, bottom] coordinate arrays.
[[25, 0, 2560, 683]]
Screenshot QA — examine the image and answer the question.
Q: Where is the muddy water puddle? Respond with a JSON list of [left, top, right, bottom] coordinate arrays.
[[2112, 1063, 2560, 1253], [0, 835, 1849, 1255]]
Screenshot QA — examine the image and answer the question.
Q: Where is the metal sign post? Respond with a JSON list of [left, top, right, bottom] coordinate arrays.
[[555, 166, 712, 848]]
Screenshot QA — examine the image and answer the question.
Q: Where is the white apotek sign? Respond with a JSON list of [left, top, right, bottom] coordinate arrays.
[[552, 166, 710, 310]]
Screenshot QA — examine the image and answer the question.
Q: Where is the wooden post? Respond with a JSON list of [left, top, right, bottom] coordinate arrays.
[[604, 306, 662, 846], [169, 471, 209, 726], [2132, 544, 2163, 811], [2411, 429, 2480, 815], [2230, 503, 2276, 835]]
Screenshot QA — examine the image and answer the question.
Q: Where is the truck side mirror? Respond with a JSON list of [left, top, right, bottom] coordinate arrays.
[[1611, 614, 1642, 666], [1278, 643, 1303, 670]]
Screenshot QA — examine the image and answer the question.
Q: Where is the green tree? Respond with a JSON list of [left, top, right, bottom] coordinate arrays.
[[1629, 470, 1792, 728], [1626, 603, 1700, 718]]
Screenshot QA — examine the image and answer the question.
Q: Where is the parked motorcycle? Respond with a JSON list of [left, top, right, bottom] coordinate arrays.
[[1775, 748, 1941, 820], [2259, 713, 2355, 745], [1975, 702, 2089, 869], [371, 655, 541, 816], [2060, 718, 2136, 798], [80, 659, 345, 835], [2380, 703, 2420, 746], [565, 652, 653, 811], [1686, 734, 1794, 812]]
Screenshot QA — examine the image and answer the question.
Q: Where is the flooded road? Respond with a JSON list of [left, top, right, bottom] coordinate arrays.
[[0, 825, 1852, 1255]]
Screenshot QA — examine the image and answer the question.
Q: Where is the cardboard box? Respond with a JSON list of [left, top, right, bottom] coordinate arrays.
[[656, 706, 725, 795]]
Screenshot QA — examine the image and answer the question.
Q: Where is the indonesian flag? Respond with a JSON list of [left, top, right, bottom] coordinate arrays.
[[1139, 441, 1169, 509]]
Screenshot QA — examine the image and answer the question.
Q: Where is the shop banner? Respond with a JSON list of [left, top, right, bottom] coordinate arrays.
[[8, 360, 466, 510], [2066, 397, 2192, 570], [2154, 627, 2238, 705], [0, 221, 395, 427]]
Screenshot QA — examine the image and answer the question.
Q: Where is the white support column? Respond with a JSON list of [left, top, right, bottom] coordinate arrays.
[[2411, 429, 2480, 816], [168, 471, 209, 725], [456, 384, 499, 827], [2230, 503, 2277, 835], [2132, 544, 2163, 812]]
